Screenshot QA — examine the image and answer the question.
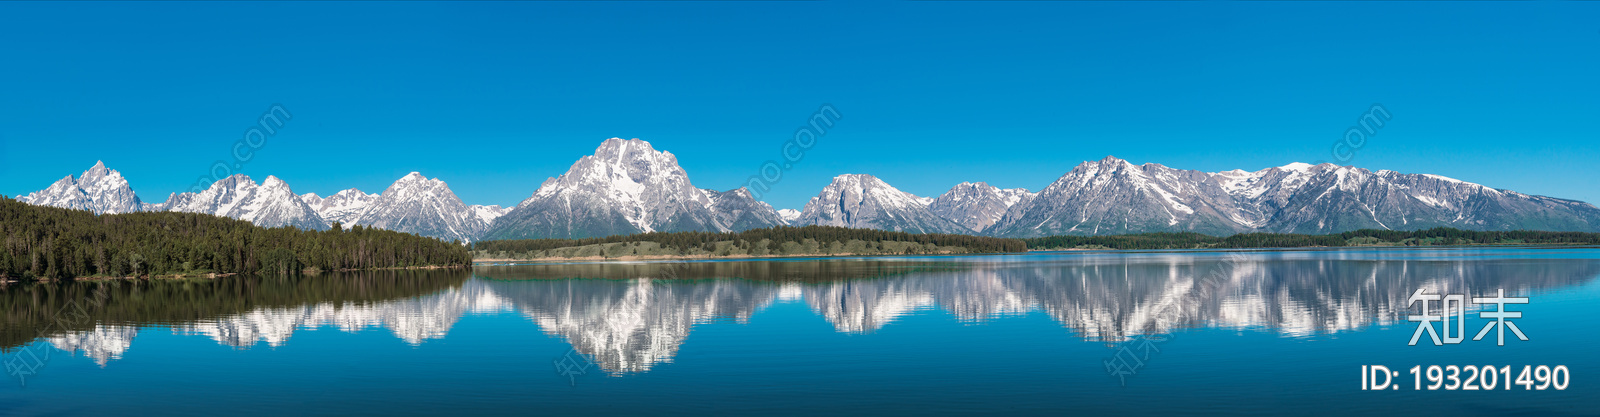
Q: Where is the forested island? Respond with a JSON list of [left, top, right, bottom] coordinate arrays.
[[0, 197, 470, 281]]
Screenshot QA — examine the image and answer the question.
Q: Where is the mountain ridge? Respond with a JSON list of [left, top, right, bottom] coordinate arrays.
[[17, 144, 1600, 241]]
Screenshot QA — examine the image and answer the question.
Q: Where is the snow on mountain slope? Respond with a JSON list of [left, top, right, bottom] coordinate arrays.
[[347, 172, 497, 243], [792, 174, 970, 234], [706, 187, 787, 232], [21, 152, 1599, 240], [302, 188, 378, 227], [928, 182, 1035, 232], [776, 208, 802, 225], [985, 157, 1600, 237], [484, 138, 740, 240], [471, 204, 511, 226], [158, 174, 329, 230], [17, 161, 144, 214]]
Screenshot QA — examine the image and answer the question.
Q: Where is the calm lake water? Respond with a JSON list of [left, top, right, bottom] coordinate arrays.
[[3, 247, 1598, 416]]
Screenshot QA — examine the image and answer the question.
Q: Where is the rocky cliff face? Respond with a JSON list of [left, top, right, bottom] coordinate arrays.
[[707, 187, 787, 232]]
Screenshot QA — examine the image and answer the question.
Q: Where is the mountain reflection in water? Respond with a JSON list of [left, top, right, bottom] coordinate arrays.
[[3, 251, 1597, 376]]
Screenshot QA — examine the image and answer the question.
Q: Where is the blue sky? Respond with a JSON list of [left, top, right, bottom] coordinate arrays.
[[2, 1, 1597, 210]]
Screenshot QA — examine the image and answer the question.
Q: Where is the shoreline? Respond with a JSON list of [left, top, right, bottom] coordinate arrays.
[[472, 251, 968, 263], [0, 264, 470, 284], [473, 243, 1600, 264]]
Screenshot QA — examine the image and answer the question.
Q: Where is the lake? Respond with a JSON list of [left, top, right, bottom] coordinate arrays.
[[3, 247, 1598, 416]]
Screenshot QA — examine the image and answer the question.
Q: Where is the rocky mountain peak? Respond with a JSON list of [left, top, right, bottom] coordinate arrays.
[[161, 173, 327, 231], [776, 208, 802, 224], [929, 182, 1035, 233], [706, 186, 787, 232], [81, 160, 112, 182], [794, 174, 968, 234], [303, 188, 378, 227], [488, 138, 733, 239], [348, 172, 492, 243], [16, 161, 144, 214], [262, 175, 289, 188]]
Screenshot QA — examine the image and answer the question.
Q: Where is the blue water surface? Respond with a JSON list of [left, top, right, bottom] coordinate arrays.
[[2, 247, 1597, 416]]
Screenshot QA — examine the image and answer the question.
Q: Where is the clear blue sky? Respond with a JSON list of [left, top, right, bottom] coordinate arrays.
[[2, 1, 1597, 210]]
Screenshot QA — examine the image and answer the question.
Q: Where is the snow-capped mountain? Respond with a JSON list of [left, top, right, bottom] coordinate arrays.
[[472, 204, 511, 227], [156, 174, 329, 231], [301, 189, 378, 226], [928, 182, 1035, 233], [484, 138, 781, 240], [1215, 162, 1600, 234], [776, 208, 802, 225], [17, 161, 144, 214], [985, 157, 1600, 237], [792, 174, 970, 234], [16, 164, 505, 241], [707, 187, 787, 232], [986, 156, 1244, 237], [343, 172, 505, 243]]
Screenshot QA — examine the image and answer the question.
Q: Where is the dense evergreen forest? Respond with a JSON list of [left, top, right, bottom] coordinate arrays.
[[0, 197, 470, 280], [470, 225, 1027, 259], [1024, 227, 1600, 250]]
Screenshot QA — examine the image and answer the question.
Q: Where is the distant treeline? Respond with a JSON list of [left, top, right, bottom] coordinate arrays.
[[1024, 227, 1600, 250], [0, 197, 470, 280], [470, 225, 1028, 258], [473, 259, 969, 282]]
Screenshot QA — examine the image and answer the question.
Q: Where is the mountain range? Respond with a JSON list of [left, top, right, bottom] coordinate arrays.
[[16, 138, 1600, 242]]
